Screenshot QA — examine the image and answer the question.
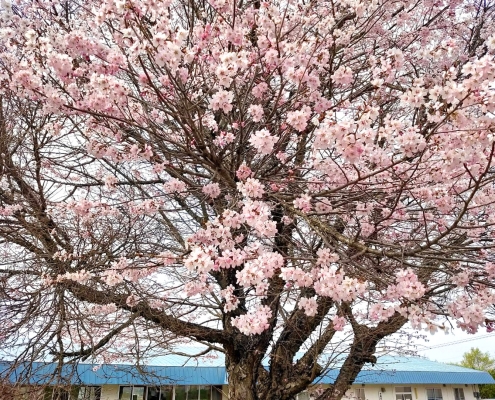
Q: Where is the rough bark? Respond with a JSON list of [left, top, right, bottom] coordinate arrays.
[[316, 313, 408, 400], [227, 362, 257, 400], [225, 345, 261, 400]]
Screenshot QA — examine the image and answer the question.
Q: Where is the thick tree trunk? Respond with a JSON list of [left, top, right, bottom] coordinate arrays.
[[227, 361, 257, 400]]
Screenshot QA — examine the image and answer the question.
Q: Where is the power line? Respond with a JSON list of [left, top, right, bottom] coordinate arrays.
[[417, 333, 494, 351]]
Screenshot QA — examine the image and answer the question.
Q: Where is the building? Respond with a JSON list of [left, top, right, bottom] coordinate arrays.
[[2, 355, 494, 400]]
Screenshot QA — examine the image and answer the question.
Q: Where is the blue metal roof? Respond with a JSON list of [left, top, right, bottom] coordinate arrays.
[[359, 356, 489, 373], [316, 356, 495, 384], [319, 370, 495, 385], [334, 356, 495, 385], [2, 356, 494, 386], [1, 362, 227, 386]]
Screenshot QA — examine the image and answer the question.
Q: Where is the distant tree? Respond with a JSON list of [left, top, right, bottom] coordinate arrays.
[[458, 348, 495, 371], [457, 348, 495, 399], [481, 371, 495, 399]]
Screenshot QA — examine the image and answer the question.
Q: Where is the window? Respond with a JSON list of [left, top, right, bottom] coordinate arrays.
[[119, 386, 145, 400], [198, 385, 212, 400], [297, 392, 310, 400], [145, 387, 160, 400], [395, 387, 413, 400], [21, 386, 44, 400], [147, 387, 173, 400], [454, 389, 465, 400], [43, 387, 77, 400], [427, 389, 443, 400], [161, 386, 174, 400], [78, 387, 101, 400], [211, 386, 222, 400], [176, 385, 222, 400], [119, 387, 132, 400], [132, 387, 145, 400], [174, 385, 190, 400], [120, 385, 221, 400], [355, 388, 366, 400]]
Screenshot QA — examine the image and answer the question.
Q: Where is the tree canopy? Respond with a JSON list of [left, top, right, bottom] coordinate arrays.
[[1, 0, 495, 399], [458, 348, 495, 371], [456, 348, 495, 399]]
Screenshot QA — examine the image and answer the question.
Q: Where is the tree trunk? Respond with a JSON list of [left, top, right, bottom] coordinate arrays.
[[227, 361, 257, 400]]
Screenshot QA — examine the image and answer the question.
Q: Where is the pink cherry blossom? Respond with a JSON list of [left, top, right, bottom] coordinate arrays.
[[236, 164, 252, 180], [316, 248, 339, 266], [104, 175, 118, 190], [287, 106, 311, 132], [248, 104, 264, 122], [332, 315, 347, 331], [184, 247, 215, 274], [203, 182, 221, 199], [280, 267, 314, 288], [252, 82, 269, 98], [236, 251, 284, 288], [231, 305, 272, 335], [386, 269, 426, 301], [163, 179, 187, 194], [209, 89, 234, 113], [185, 279, 211, 296], [299, 296, 318, 317], [220, 285, 240, 312], [293, 194, 312, 213], [249, 129, 278, 155], [237, 178, 265, 198], [2, 1, 495, 397], [332, 66, 353, 86], [0, 204, 22, 216]]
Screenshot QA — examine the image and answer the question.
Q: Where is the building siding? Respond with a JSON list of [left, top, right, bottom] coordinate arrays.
[[3, 356, 494, 400], [342, 384, 481, 400], [3, 382, 487, 400]]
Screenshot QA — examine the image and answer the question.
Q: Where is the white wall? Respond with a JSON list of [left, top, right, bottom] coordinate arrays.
[[12, 383, 475, 400], [342, 384, 481, 400]]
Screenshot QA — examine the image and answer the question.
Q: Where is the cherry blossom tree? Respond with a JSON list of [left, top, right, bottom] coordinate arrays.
[[1, 0, 495, 399]]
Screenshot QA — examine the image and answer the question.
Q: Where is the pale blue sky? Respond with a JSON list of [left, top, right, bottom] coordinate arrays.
[[415, 329, 495, 364]]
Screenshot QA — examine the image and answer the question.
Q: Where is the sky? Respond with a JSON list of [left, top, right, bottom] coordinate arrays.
[[410, 329, 494, 364]]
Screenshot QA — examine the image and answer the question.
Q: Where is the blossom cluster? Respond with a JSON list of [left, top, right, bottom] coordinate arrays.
[[1, 0, 495, 348], [231, 305, 272, 335]]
